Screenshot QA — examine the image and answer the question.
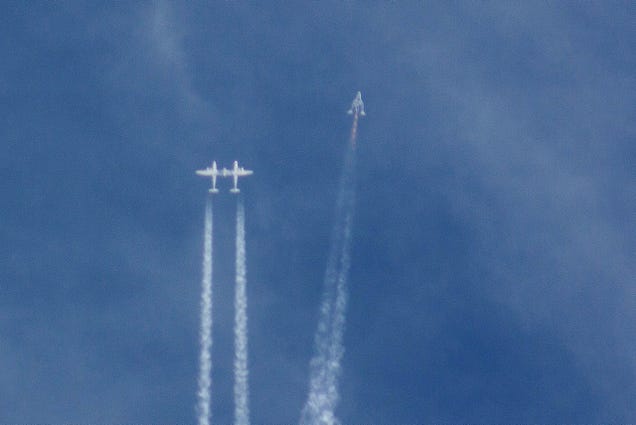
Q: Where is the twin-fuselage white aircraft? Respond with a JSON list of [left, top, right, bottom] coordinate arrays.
[[196, 160, 222, 193], [196, 160, 253, 194]]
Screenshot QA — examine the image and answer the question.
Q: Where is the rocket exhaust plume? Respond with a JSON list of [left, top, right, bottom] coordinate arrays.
[[350, 112, 359, 148], [234, 197, 251, 425], [197, 198, 214, 425], [347, 91, 365, 148], [301, 133, 357, 425]]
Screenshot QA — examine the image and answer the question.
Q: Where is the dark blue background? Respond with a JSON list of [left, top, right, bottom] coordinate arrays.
[[1, 2, 635, 423]]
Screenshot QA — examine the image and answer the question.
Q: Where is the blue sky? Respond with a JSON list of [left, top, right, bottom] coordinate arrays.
[[1, 1, 635, 423]]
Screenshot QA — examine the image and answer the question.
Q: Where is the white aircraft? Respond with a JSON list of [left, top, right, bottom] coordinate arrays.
[[347, 91, 366, 116], [222, 160, 253, 194], [196, 160, 222, 193]]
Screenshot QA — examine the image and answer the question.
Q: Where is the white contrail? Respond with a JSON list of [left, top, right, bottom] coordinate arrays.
[[197, 198, 214, 425], [234, 197, 251, 425], [301, 148, 356, 425]]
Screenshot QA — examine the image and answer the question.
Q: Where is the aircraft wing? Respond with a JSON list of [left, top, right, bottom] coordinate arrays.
[[196, 169, 213, 176]]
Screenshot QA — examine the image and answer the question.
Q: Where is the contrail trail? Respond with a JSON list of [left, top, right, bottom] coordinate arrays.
[[301, 142, 357, 425], [234, 197, 250, 425], [197, 198, 214, 425]]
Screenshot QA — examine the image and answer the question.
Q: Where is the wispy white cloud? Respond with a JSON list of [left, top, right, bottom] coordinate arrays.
[[383, 3, 636, 414]]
